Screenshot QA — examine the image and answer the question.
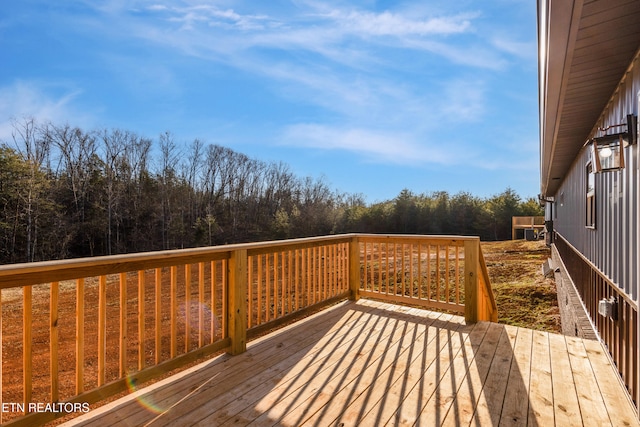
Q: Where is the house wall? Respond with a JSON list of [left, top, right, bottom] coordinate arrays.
[[553, 52, 640, 301]]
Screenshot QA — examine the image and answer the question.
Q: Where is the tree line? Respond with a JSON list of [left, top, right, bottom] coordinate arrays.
[[0, 118, 542, 264]]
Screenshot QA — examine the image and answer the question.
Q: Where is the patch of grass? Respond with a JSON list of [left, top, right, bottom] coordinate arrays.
[[481, 240, 561, 333]]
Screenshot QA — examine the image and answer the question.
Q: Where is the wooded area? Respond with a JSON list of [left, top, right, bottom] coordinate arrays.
[[0, 118, 542, 264]]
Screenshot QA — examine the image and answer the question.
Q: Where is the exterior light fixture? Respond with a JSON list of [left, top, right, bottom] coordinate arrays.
[[590, 114, 637, 172], [593, 134, 625, 171]]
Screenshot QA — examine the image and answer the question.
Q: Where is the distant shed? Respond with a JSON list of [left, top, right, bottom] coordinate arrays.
[[511, 216, 544, 240]]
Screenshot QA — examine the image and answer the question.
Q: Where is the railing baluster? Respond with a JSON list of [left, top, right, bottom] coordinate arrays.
[[222, 259, 227, 339], [76, 278, 85, 394], [417, 244, 422, 300], [329, 245, 334, 297], [288, 250, 292, 312], [23, 285, 32, 406], [210, 261, 217, 343], [138, 271, 145, 371], [323, 246, 329, 300], [257, 256, 263, 326], [401, 243, 406, 297], [119, 272, 127, 378], [426, 245, 431, 300], [281, 251, 286, 316], [155, 268, 162, 364], [391, 243, 395, 295], [98, 275, 107, 386], [445, 246, 450, 303], [376, 243, 381, 294], [274, 253, 279, 318], [363, 243, 369, 292], [341, 243, 346, 293], [455, 246, 460, 305], [311, 248, 316, 304], [306, 248, 311, 306], [294, 249, 300, 311], [385, 242, 390, 295], [170, 266, 177, 358], [50, 281, 59, 402], [436, 245, 441, 302], [248, 257, 253, 328], [198, 263, 205, 349], [409, 244, 414, 298], [185, 265, 191, 353], [266, 255, 271, 322]]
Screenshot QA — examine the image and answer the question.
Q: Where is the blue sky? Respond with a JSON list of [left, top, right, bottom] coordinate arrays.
[[0, 0, 539, 203]]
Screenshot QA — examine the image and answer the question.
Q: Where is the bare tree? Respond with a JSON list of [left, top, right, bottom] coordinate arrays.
[[49, 123, 99, 255], [10, 117, 51, 261]]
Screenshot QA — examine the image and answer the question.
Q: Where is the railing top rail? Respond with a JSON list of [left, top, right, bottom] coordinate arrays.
[[0, 233, 481, 289], [0, 247, 232, 289], [555, 232, 637, 310], [356, 234, 479, 245]]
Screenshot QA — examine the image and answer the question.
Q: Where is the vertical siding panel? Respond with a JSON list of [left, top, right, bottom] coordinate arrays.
[[554, 59, 639, 300]]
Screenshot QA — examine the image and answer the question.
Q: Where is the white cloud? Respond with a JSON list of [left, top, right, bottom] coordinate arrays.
[[441, 79, 486, 121], [281, 123, 455, 165], [491, 37, 536, 61], [7, 1, 531, 173], [325, 9, 474, 37], [0, 81, 92, 142], [147, 4, 168, 12]]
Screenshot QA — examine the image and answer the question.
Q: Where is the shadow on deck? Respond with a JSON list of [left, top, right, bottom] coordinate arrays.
[[63, 300, 638, 427]]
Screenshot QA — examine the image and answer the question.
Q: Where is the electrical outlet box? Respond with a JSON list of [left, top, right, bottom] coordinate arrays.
[[598, 297, 618, 320], [598, 299, 612, 317]]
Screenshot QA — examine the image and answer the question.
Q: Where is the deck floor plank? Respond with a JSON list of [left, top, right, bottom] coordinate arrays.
[[440, 321, 506, 427], [499, 326, 533, 426], [313, 313, 461, 427], [411, 321, 490, 427], [527, 329, 555, 426], [61, 300, 640, 427], [582, 338, 638, 427], [160, 300, 393, 426], [297, 310, 450, 427], [565, 335, 613, 427], [360, 317, 472, 426], [470, 323, 518, 426], [276, 307, 436, 427], [548, 333, 583, 427], [242, 306, 429, 426], [158, 303, 398, 425], [371, 321, 477, 426], [74, 300, 381, 427]]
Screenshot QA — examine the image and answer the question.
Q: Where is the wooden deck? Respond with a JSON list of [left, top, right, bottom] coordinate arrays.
[[63, 300, 638, 427]]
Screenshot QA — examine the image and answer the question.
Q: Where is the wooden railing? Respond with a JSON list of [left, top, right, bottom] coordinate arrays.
[[354, 235, 497, 322], [0, 234, 495, 426], [554, 233, 638, 405]]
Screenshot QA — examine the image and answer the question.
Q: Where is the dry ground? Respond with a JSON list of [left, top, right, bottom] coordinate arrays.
[[481, 239, 561, 333]]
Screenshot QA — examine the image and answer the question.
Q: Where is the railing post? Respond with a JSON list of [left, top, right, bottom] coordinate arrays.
[[349, 236, 361, 301], [464, 239, 479, 323], [228, 249, 248, 355]]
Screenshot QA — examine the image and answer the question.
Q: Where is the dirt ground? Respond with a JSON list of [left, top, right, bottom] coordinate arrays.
[[0, 238, 560, 425], [481, 239, 561, 333]]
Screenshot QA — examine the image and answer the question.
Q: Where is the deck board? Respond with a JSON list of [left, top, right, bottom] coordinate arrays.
[[63, 300, 639, 427], [527, 330, 555, 425]]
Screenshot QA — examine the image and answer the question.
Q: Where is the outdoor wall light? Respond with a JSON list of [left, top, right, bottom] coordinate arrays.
[[591, 114, 637, 172], [593, 134, 625, 171]]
